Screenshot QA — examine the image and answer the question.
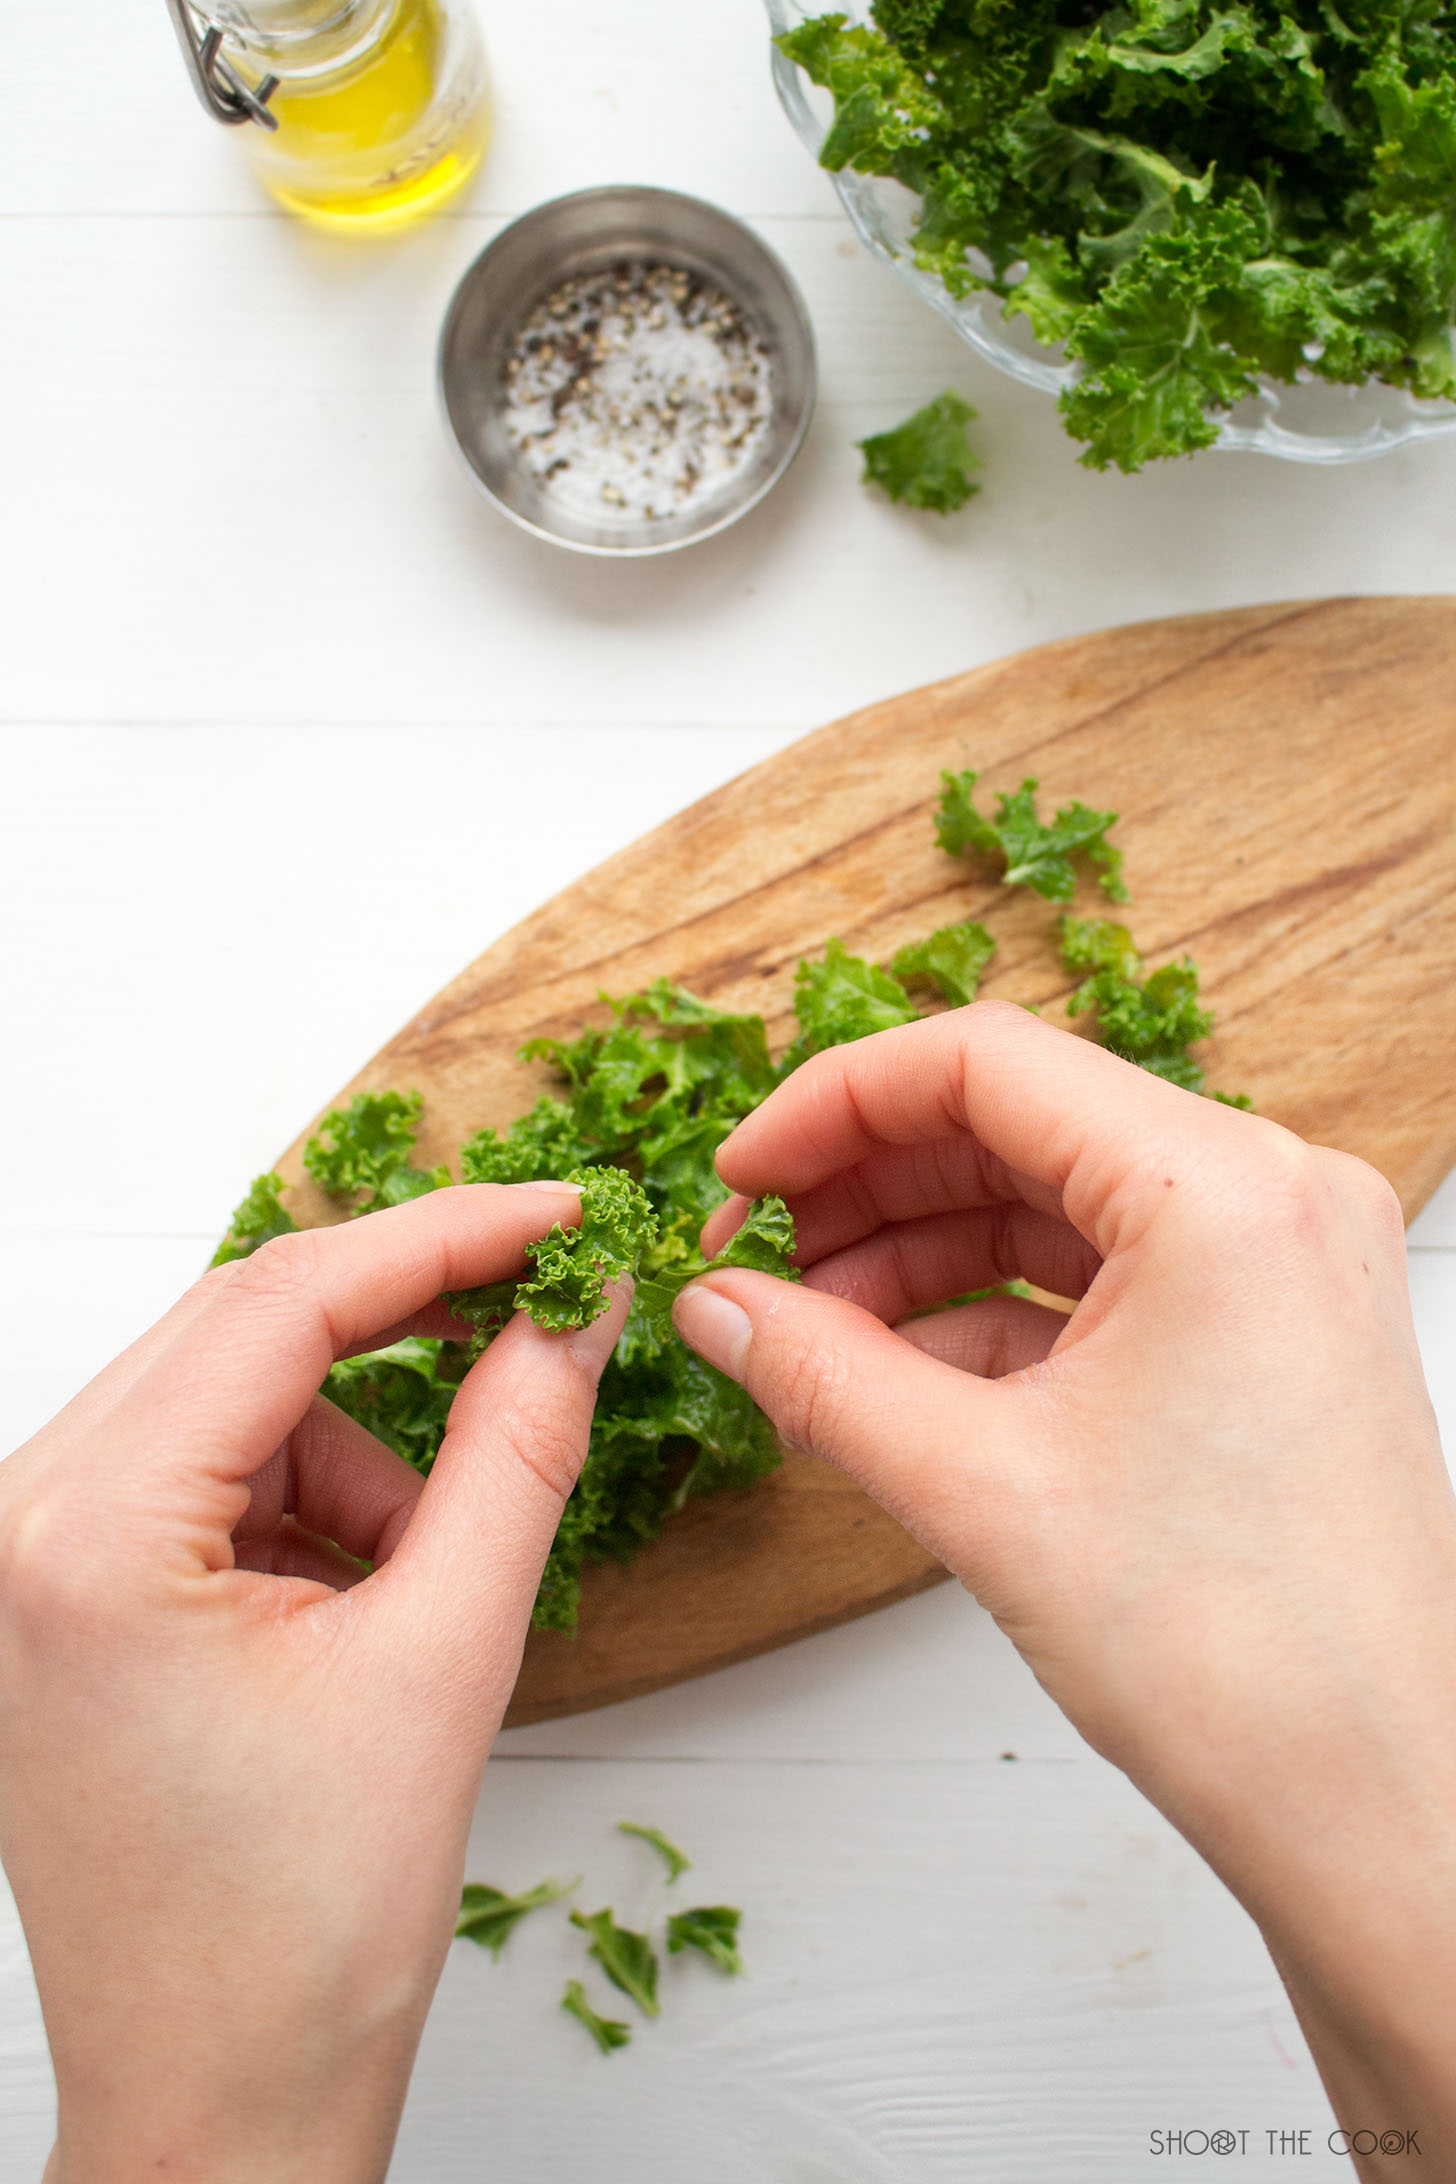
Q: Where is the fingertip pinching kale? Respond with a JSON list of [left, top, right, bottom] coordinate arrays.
[[220, 765, 1246, 1633], [778, 3, 1456, 470], [858, 390, 981, 511]]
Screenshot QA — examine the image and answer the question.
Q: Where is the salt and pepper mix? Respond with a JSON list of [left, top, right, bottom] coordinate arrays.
[[502, 262, 774, 523]]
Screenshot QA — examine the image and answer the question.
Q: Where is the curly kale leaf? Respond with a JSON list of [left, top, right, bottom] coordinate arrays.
[[323, 1337, 465, 1471], [892, 920, 996, 1007], [858, 392, 981, 511], [459, 1097, 594, 1185], [1059, 915, 1212, 1089], [570, 1909, 660, 2018], [303, 1089, 450, 1213], [455, 1876, 577, 1959], [779, 1, 1456, 467], [937, 770, 1127, 902], [446, 1165, 658, 1351], [666, 1906, 745, 1977], [782, 939, 918, 1070], [561, 1979, 632, 2054], [210, 1172, 298, 1267]]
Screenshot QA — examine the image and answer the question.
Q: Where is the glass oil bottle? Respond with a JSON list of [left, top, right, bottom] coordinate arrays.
[[167, 0, 491, 231]]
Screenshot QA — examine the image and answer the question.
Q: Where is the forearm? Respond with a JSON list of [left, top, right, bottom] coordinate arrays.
[[1133, 1577, 1456, 2179]]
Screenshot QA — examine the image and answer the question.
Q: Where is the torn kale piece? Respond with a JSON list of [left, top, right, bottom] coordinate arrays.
[[303, 1089, 451, 1213], [937, 772, 1127, 903], [454, 1877, 577, 1959], [666, 1906, 744, 1977], [570, 1909, 660, 2018], [618, 1823, 691, 1883], [892, 919, 996, 1008], [561, 1979, 632, 2053], [210, 1172, 298, 1267], [858, 391, 980, 512]]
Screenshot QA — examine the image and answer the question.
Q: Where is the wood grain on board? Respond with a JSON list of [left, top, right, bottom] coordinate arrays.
[[278, 597, 1456, 1723]]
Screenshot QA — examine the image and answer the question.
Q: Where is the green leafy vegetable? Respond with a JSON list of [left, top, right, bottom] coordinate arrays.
[[304, 1089, 451, 1212], [666, 1905, 745, 1977], [782, 938, 918, 1068], [570, 1909, 660, 2018], [217, 767, 1245, 1635], [858, 390, 980, 510], [1060, 914, 1221, 1092], [937, 771, 1127, 902], [892, 919, 995, 1007], [446, 1165, 659, 1351], [778, 3, 1456, 469], [618, 1823, 692, 1883], [454, 1877, 577, 1958], [561, 1978, 632, 2054], [325, 1338, 464, 1470], [210, 1172, 298, 1267]]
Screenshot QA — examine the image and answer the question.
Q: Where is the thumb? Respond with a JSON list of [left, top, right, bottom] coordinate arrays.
[[672, 1269, 1029, 1578], [364, 1281, 631, 1727]]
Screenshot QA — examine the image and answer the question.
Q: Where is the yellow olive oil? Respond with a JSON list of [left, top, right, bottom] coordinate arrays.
[[241, 0, 490, 230]]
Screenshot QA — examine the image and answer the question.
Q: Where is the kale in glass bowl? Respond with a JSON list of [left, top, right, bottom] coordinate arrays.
[[767, 0, 1456, 468]]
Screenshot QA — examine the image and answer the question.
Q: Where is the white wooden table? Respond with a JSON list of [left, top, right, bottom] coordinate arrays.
[[4, 4, 1456, 2176]]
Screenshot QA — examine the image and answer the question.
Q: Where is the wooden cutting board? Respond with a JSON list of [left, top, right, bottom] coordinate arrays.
[[278, 597, 1456, 1724]]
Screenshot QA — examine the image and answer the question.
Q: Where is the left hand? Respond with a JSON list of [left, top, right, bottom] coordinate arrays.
[[0, 1183, 626, 2184]]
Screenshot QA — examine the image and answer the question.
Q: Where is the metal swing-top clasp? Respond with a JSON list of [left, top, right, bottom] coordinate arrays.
[[164, 0, 280, 129]]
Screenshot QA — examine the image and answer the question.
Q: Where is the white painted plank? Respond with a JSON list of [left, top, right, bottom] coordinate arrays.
[[0, 0, 831, 221], [0, 1755, 1349, 2183], [0, 722, 800, 1245], [4, 203, 1456, 733]]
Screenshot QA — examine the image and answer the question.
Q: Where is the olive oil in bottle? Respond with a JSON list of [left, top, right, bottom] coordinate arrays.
[[172, 0, 491, 231]]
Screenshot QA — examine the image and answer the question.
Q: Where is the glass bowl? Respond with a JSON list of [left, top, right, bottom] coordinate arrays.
[[765, 0, 1456, 465]]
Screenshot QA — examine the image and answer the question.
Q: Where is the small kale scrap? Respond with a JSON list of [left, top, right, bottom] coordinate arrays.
[[858, 391, 980, 512], [455, 1876, 577, 1959], [618, 1823, 691, 1883], [561, 1979, 632, 2054], [777, 3, 1456, 470], [569, 1909, 660, 2018], [937, 770, 1127, 903], [666, 1906, 745, 1978]]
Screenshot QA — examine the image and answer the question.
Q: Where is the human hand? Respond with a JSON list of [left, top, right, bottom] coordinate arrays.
[[0, 1184, 625, 2184], [674, 1002, 1456, 2168]]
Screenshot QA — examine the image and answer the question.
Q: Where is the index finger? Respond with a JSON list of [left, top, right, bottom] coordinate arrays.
[[105, 1182, 582, 1487], [716, 1001, 1243, 1256]]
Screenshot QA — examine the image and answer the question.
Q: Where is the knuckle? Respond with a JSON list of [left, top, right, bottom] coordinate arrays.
[[479, 1403, 586, 1511], [225, 1228, 326, 1303], [0, 1477, 111, 1642]]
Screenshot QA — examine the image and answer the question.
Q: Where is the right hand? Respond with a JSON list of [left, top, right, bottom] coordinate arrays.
[[672, 1002, 1456, 2171]]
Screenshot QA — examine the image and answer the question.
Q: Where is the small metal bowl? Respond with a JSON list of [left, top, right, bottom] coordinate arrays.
[[438, 185, 817, 555]]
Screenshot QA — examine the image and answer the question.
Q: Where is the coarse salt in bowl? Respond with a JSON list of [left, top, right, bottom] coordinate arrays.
[[439, 186, 817, 553]]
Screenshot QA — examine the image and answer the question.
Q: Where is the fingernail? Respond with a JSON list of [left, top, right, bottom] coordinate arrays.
[[506, 1178, 573, 1192], [673, 1280, 752, 1381], [563, 1277, 633, 1375]]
